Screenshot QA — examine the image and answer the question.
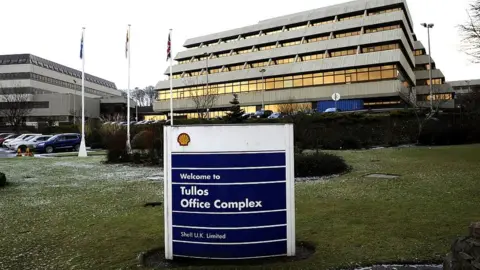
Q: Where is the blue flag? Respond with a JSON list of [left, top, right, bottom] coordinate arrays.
[[80, 32, 84, 59]]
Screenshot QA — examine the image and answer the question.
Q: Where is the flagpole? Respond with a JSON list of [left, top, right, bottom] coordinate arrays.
[[126, 24, 132, 152], [78, 27, 88, 157], [169, 29, 173, 126]]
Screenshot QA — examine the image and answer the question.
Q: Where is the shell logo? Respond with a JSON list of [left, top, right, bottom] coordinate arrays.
[[177, 133, 191, 146]]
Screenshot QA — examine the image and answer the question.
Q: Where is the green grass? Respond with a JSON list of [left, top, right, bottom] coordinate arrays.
[[1, 145, 480, 269]]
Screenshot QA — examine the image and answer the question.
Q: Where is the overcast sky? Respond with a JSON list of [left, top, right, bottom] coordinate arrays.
[[1, 0, 477, 89]]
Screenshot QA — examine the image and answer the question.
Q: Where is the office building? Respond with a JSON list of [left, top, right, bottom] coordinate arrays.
[[0, 53, 131, 125], [154, 0, 454, 118]]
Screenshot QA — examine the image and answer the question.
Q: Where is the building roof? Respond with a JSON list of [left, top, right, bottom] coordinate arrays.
[[447, 79, 480, 87], [0, 54, 117, 90]]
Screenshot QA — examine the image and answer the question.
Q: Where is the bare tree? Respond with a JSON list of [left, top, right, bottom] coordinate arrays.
[[99, 113, 125, 123], [144, 86, 157, 106], [182, 77, 218, 119], [459, 1, 480, 62], [276, 101, 312, 116], [399, 86, 450, 142], [0, 84, 33, 131]]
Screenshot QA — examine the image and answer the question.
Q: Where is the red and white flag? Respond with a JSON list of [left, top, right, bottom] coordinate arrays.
[[166, 33, 171, 61]]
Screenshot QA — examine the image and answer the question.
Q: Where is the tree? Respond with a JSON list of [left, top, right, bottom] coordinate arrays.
[[0, 84, 33, 131], [459, 1, 480, 62], [276, 101, 312, 116], [458, 85, 480, 113], [183, 78, 218, 119], [399, 86, 449, 143], [143, 86, 157, 106], [225, 93, 245, 123]]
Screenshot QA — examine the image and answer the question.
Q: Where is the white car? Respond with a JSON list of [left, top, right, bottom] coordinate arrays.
[[3, 134, 41, 149], [11, 135, 52, 152]]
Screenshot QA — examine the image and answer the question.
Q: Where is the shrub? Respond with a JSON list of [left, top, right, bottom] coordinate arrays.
[[0, 172, 6, 187], [294, 152, 349, 178], [106, 131, 130, 163], [132, 130, 155, 150]]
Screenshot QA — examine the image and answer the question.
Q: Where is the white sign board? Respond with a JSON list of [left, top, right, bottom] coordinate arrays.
[[332, 92, 341, 101], [163, 124, 295, 260]]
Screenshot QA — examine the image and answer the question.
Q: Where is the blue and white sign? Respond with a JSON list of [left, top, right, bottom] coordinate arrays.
[[164, 124, 295, 260]]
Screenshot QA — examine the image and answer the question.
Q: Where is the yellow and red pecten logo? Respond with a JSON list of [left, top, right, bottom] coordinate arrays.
[[177, 133, 191, 146]]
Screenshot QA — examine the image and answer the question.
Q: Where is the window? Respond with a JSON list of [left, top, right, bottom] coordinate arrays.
[[417, 78, 444, 86], [178, 59, 190, 64], [302, 53, 325, 61], [311, 18, 335, 26], [259, 43, 278, 51], [414, 49, 425, 56], [275, 57, 295, 65], [170, 74, 182, 79], [425, 93, 453, 101], [368, 7, 403, 16], [228, 64, 244, 71], [243, 33, 260, 39], [338, 13, 364, 21], [237, 48, 252, 55], [156, 64, 399, 100], [362, 43, 400, 53], [282, 39, 302, 47], [330, 48, 357, 57], [334, 30, 361, 38], [264, 28, 283, 35], [209, 68, 222, 74], [307, 35, 329, 43], [216, 51, 231, 58], [288, 24, 308, 31], [365, 24, 401, 34], [251, 61, 269, 68]]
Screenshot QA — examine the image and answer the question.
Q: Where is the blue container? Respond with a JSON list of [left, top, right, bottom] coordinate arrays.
[[317, 99, 364, 112]]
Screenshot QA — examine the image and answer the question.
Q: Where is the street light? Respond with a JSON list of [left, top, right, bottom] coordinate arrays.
[[421, 23, 434, 112], [260, 69, 266, 110]]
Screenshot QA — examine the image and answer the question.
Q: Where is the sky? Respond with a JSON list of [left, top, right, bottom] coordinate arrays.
[[1, 0, 478, 89]]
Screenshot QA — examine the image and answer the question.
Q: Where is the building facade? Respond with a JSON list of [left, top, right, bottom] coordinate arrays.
[[0, 53, 131, 125], [154, 0, 453, 119]]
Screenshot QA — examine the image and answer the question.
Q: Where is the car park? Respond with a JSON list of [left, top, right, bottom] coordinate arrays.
[[0, 134, 17, 146], [3, 134, 41, 149], [34, 133, 81, 154], [11, 135, 52, 152]]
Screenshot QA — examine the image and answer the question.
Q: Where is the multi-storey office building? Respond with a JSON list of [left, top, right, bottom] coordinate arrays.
[[154, 0, 453, 119], [0, 54, 131, 125]]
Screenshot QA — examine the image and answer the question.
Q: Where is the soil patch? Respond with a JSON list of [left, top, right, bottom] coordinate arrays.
[[139, 241, 315, 268]]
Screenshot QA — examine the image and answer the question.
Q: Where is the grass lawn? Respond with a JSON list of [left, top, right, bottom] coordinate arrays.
[[1, 145, 479, 269]]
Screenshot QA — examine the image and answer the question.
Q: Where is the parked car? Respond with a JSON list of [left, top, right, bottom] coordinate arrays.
[[253, 110, 273, 118], [11, 135, 52, 152], [324, 108, 342, 113], [3, 134, 41, 149], [34, 133, 81, 154], [268, 112, 283, 119], [0, 134, 18, 146]]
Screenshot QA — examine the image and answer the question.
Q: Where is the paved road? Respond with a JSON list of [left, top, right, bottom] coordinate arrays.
[[0, 147, 15, 158]]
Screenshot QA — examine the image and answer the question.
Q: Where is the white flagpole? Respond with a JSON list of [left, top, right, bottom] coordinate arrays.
[[78, 27, 88, 157], [126, 24, 132, 152], [169, 29, 173, 126]]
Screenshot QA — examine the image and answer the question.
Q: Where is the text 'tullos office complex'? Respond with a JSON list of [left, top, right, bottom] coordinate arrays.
[[154, 0, 452, 118]]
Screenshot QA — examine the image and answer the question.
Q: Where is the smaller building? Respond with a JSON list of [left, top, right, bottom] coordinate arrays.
[[0, 54, 133, 126]]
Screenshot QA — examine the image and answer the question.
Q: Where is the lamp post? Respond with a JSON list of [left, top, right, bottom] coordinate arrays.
[[421, 23, 434, 112], [260, 69, 266, 110]]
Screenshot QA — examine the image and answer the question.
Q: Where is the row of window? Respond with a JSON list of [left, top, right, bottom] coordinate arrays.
[[416, 78, 444, 86], [188, 6, 406, 49], [414, 49, 425, 56], [158, 65, 400, 100], [171, 42, 401, 78], [0, 101, 49, 109], [29, 73, 111, 97], [0, 55, 117, 89], [177, 23, 402, 65]]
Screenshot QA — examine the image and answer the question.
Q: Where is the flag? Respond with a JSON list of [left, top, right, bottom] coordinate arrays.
[[80, 32, 84, 59], [125, 29, 129, 58], [166, 33, 171, 61]]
